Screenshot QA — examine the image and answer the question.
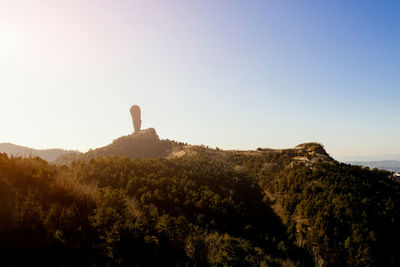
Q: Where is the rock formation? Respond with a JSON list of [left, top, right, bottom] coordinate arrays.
[[133, 128, 158, 139], [130, 105, 142, 133]]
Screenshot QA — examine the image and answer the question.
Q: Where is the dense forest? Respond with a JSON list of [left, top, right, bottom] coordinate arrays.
[[0, 142, 399, 266]]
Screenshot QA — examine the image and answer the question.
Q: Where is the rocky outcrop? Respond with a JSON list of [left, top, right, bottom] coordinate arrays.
[[295, 142, 329, 157], [130, 105, 142, 133], [294, 142, 333, 164], [132, 128, 158, 139]]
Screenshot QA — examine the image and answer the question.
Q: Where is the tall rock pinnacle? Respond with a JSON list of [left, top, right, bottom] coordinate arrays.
[[130, 105, 142, 133]]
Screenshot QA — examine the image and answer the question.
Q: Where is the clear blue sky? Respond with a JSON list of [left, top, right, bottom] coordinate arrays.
[[1, 0, 399, 159]]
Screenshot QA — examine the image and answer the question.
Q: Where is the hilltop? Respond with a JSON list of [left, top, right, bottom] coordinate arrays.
[[55, 128, 186, 165], [55, 128, 333, 170]]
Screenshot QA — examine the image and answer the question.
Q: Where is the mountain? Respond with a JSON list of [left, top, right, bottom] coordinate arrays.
[[348, 160, 400, 172], [0, 142, 81, 162], [1, 135, 399, 266]]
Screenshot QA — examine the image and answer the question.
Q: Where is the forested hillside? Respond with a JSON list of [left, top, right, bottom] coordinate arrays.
[[0, 142, 399, 266]]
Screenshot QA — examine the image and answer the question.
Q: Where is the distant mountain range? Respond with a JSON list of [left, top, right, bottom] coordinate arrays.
[[338, 154, 400, 162], [0, 142, 81, 162], [347, 160, 400, 173]]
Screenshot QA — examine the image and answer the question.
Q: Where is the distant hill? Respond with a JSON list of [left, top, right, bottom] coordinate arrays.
[[0, 142, 81, 162], [348, 160, 400, 172]]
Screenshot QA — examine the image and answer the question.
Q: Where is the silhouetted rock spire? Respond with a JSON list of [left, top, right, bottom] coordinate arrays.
[[130, 105, 142, 133]]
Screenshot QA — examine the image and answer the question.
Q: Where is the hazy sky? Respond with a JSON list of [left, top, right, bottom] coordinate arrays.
[[1, 0, 399, 159]]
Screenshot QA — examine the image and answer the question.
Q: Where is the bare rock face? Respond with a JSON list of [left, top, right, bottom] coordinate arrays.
[[295, 142, 328, 156], [130, 105, 142, 133]]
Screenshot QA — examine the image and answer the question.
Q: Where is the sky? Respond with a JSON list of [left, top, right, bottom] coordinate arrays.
[[1, 0, 399, 159]]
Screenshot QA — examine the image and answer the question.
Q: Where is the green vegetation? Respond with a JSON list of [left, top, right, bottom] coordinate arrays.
[[1, 142, 399, 266], [55, 130, 185, 165], [264, 163, 400, 265]]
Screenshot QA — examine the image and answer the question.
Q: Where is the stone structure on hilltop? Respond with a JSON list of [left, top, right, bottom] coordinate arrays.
[[133, 128, 158, 139], [130, 105, 142, 133]]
